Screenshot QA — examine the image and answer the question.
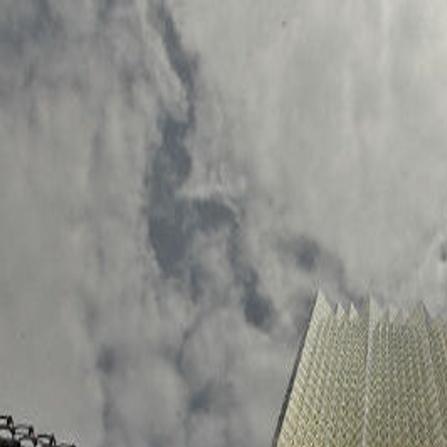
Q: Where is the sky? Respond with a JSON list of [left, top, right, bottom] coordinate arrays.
[[1, 0, 447, 446]]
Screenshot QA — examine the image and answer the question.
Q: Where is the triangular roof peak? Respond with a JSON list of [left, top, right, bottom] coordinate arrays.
[[310, 293, 437, 327], [388, 305, 398, 321], [349, 303, 359, 321], [313, 290, 333, 318], [408, 300, 431, 326], [367, 296, 383, 324], [336, 303, 346, 320]]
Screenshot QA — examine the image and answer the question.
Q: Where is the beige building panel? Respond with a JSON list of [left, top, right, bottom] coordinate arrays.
[[273, 292, 447, 447]]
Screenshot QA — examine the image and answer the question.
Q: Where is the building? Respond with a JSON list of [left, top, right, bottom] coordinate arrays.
[[0, 415, 75, 447], [272, 291, 447, 447]]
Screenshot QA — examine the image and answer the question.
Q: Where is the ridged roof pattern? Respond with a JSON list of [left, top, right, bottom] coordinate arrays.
[[273, 291, 447, 447]]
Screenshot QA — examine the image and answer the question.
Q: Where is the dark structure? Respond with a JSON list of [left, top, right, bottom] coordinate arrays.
[[0, 415, 75, 447]]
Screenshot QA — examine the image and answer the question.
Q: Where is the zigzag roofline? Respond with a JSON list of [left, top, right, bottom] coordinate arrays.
[[312, 290, 437, 325]]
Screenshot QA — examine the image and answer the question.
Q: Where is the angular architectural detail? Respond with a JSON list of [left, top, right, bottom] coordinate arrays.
[[273, 293, 447, 447], [0, 414, 76, 446]]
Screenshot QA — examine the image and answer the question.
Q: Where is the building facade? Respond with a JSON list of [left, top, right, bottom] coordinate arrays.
[[273, 292, 447, 447]]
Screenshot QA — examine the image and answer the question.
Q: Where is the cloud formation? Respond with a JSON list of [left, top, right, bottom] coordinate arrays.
[[1, 1, 447, 447]]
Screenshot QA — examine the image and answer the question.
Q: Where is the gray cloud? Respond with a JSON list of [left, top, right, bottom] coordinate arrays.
[[2, 1, 447, 447], [290, 235, 321, 273], [240, 269, 274, 331], [277, 234, 362, 307]]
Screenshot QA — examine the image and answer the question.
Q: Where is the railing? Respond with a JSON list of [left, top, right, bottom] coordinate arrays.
[[0, 415, 75, 447]]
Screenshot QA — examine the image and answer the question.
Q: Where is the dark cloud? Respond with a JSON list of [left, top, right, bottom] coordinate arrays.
[[97, 0, 117, 24], [143, 6, 282, 445], [0, 0, 60, 56], [439, 241, 447, 263], [241, 269, 274, 331], [149, 207, 190, 276], [146, 3, 238, 280], [101, 394, 119, 436], [193, 200, 236, 233], [291, 235, 321, 272], [96, 344, 129, 376], [189, 383, 213, 413], [279, 234, 362, 306], [146, 4, 195, 277], [157, 3, 197, 109], [148, 198, 237, 276]]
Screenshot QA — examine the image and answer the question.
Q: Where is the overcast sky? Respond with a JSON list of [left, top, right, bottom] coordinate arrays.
[[1, 1, 447, 446]]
